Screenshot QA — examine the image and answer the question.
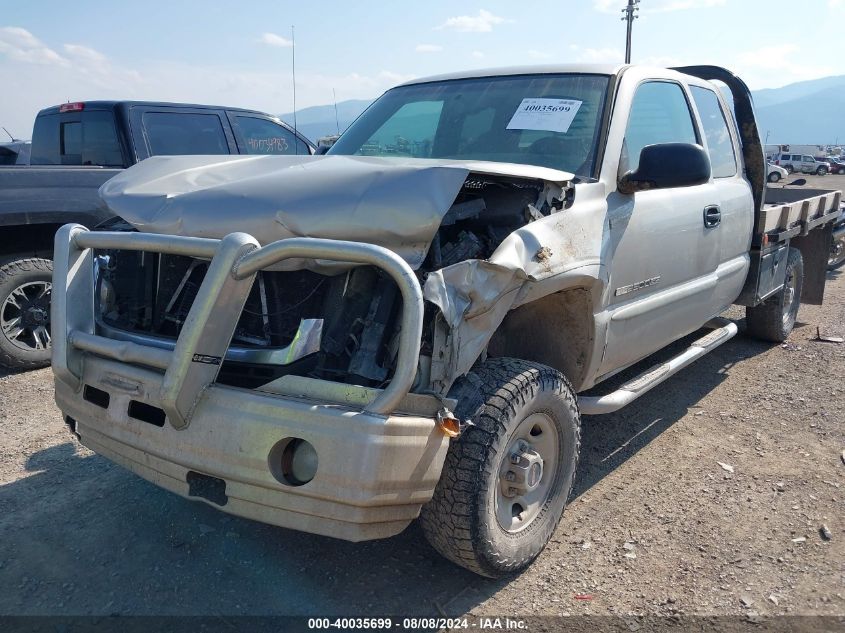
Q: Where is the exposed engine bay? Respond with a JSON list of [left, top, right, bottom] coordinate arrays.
[[95, 170, 568, 392]]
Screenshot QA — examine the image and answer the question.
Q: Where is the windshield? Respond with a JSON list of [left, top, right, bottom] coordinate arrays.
[[329, 73, 611, 178]]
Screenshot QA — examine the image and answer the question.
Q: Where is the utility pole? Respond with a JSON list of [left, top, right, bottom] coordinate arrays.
[[621, 0, 640, 64]]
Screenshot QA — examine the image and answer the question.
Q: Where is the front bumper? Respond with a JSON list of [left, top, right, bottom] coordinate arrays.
[[57, 356, 449, 541], [52, 225, 449, 541]]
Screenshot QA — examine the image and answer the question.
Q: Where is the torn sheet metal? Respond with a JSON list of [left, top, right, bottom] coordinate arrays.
[[99, 154, 572, 271], [424, 259, 527, 383]]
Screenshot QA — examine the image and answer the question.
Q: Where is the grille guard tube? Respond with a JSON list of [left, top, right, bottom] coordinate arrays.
[[52, 224, 425, 422]]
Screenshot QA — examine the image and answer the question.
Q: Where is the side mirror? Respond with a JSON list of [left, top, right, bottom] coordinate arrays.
[[618, 143, 711, 195]]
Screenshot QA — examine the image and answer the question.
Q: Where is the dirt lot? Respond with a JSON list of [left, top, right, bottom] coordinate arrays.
[[0, 175, 843, 620]]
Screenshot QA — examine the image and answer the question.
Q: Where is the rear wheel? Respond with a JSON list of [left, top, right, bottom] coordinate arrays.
[[0, 258, 54, 370], [785, 165, 794, 174], [829, 234, 845, 270], [745, 248, 803, 343], [420, 358, 580, 578]]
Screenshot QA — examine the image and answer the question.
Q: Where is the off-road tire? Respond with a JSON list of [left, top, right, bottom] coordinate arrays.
[[829, 235, 845, 271], [745, 248, 803, 343], [0, 257, 54, 370], [420, 358, 581, 578]]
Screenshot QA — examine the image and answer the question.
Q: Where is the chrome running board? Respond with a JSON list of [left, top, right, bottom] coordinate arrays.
[[579, 318, 738, 415]]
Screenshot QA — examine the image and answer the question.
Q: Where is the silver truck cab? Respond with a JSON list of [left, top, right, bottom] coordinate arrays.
[[51, 64, 840, 577]]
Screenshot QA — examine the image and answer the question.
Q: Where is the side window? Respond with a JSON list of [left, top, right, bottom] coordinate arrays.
[[143, 112, 229, 156], [690, 86, 737, 178], [31, 111, 123, 166], [233, 116, 310, 155], [623, 81, 698, 172]]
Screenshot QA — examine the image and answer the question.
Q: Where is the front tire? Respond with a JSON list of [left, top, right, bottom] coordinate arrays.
[[817, 166, 828, 176], [0, 258, 54, 370], [745, 248, 803, 343], [420, 358, 581, 578], [768, 172, 781, 183], [785, 165, 794, 174]]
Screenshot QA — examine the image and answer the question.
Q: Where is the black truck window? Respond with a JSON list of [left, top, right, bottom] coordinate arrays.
[[143, 112, 229, 156], [31, 111, 123, 166], [233, 115, 309, 155]]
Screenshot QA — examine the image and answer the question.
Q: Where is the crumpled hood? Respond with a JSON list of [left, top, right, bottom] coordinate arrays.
[[99, 154, 572, 269]]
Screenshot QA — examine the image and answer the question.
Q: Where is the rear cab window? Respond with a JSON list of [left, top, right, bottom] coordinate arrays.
[[31, 110, 124, 166], [230, 115, 311, 155], [689, 85, 737, 178]]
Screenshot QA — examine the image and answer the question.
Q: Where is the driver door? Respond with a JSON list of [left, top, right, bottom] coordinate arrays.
[[600, 80, 721, 375]]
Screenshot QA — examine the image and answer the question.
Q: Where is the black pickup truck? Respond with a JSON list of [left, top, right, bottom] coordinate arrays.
[[0, 100, 314, 370]]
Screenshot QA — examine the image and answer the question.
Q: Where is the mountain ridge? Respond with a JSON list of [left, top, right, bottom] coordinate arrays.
[[281, 75, 845, 146]]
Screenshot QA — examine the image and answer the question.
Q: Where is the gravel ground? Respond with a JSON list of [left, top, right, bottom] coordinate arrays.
[[0, 178, 843, 619]]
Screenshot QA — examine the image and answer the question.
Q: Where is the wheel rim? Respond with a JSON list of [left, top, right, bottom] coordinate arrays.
[[830, 238, 845, 268], [782, 268, 798, 327], [1, 281, 52, 352], [495, 412, 559, 533]]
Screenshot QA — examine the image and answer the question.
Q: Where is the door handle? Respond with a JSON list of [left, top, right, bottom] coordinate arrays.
[[703, 205, 721, 228]]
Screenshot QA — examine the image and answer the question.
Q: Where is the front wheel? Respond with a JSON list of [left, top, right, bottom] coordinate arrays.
[[768, 172, 781, 183], [420, 358, 581, 578], [745, 248, 803, 342], [817, 166, 828, 175], [785, 165, 794, 174]]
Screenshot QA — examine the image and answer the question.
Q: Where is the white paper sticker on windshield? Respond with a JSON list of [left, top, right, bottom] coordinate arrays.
[[506, 98, 583, 134]]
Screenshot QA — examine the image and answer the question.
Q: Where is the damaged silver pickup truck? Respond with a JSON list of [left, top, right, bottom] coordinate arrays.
[[52, 64, 841, 577]]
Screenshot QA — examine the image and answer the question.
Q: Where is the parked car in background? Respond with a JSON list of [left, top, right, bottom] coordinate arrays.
[[825, 156, 845, 174], [0, 100, 314, 370], [0, 141, 31, 165], [774, 153, 829, 175], [767, 162, 788, 182]]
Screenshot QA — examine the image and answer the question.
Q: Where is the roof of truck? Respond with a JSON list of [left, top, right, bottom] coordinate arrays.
[[35, 101, 285, 118], [398, 63, 628, 87]]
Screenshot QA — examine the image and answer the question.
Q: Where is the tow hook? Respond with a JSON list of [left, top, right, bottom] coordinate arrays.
[[436, 407, 472, 438]]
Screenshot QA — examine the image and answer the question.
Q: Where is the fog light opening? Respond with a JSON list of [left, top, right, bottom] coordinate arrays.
[[269, 438, 318, 486]]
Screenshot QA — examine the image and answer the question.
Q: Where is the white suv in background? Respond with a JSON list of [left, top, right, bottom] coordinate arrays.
[[775, 153, 830, 175]]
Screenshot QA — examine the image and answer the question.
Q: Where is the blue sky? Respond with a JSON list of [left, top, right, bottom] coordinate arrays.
[[1, 0, 842, 136]]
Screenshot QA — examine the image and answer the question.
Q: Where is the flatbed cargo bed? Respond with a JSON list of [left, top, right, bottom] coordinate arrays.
[[758, 187, 842, 236]]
